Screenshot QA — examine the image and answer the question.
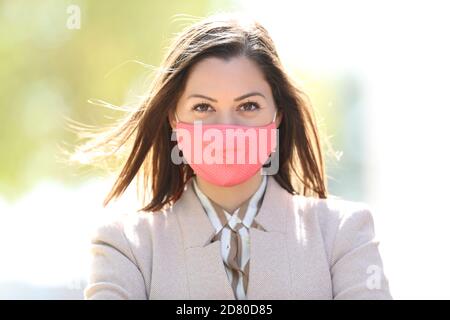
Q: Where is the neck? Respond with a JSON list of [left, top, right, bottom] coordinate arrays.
[[195, 173, 263, 213]]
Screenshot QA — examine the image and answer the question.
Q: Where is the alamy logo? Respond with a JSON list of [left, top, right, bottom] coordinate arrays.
[[66, 5, 81, 30], [366, 264, 383, 290]]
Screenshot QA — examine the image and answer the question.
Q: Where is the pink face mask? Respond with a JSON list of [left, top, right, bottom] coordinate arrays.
[[174, 111, 278, 187]]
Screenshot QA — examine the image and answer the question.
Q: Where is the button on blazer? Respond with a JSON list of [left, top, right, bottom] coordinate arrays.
[[84, 176, 392, 300]]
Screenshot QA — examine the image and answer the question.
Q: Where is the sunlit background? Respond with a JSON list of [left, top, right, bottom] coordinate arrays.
[[1, 0, 450, 299]]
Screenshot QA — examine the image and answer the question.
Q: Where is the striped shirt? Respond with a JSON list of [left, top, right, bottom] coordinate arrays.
[[192, 175, 268, 300]]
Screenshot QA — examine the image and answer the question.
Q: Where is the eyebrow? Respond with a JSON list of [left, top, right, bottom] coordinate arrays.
[[187, 91, 266, 102]]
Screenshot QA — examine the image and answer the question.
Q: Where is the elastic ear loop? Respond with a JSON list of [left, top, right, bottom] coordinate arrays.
[[174, 112, 180, 124], [268, 110, 278, 155]]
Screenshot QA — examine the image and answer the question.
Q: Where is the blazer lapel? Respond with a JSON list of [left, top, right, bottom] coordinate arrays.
[[246, 175, 292, 299], [174, 175, 293, 300], [174, 178, 235, 300]]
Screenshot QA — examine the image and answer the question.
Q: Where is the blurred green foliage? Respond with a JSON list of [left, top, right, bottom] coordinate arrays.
[[0, 0, 234, 201], [0, 0, 364, 203]]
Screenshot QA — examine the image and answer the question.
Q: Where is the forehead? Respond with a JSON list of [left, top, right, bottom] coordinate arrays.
[[181, 55, 272, 100]]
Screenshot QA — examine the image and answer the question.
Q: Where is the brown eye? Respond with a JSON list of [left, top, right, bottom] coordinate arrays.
[[192, 103, 214, 113], [239, 101, 260, 112]]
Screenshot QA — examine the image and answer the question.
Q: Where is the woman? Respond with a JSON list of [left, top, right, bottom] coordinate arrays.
[[81, 13, 392, 300]]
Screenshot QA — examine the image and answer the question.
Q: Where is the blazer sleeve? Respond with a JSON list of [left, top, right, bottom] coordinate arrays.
[[83, 217, 147, 300], [330, 205, 393, 299]]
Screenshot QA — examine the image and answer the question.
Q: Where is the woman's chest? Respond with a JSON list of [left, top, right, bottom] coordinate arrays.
[[147, 219, 333, 299]]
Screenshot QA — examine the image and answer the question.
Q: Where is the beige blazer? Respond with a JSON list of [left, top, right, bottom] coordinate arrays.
[[83, 176, 392, 300]]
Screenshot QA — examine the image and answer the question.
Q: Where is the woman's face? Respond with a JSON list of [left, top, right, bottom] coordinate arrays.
[[173, 55, 280, 127]]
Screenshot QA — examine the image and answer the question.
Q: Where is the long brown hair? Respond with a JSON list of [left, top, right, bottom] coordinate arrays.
[[71, 13, 328, 212]]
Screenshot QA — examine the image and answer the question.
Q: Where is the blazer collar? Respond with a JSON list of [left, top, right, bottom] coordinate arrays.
[[172, 175, 294, 300], [174, 175, 289, 249]]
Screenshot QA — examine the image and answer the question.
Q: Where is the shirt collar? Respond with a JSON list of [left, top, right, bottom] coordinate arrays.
[[192, 175, 268, 232]]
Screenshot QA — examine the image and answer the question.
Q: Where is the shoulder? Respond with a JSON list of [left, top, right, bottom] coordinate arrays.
[[89, 211, 156, 261], [294, 195, 383, 269], [293, 195, 376, 232], [85, 212, 156, 299], [290, 194, 379, 256], [268, 177, 375, 235], [292, 196, 392, 299]]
